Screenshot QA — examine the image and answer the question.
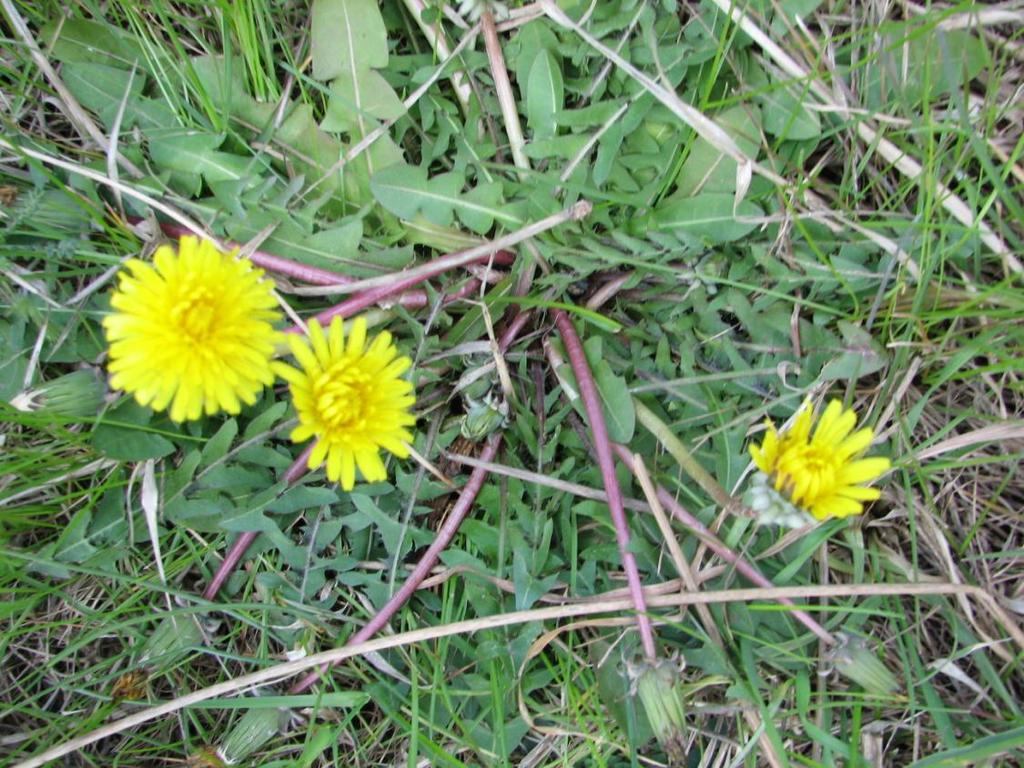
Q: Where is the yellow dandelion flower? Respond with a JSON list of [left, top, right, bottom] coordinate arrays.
[[746, 399, 890, 525], [103, 235, 282, 422], [274, 316, 416, 491]]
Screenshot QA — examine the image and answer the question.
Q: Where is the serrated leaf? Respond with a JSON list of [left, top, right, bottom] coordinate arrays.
[[243, 401, 289, 440], [148, 131, 251, 183], [52, 507, 97, 563], [458, 182, 505, 234], [370, 164, 522, 229], [819, 321, 888, 381], [164, 496, 234, 530], [651, 193, 762, 243], [312, 0, 388, 81], [526, 51, 563, 140]]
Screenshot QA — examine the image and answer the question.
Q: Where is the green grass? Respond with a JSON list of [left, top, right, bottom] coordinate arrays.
[[1, 0, 1023, 765]]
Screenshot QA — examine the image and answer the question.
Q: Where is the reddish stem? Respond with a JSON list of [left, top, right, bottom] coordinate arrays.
[[201, 444, 314, 602], [290, 250, 514, 332], [289, 435, 503, 694], [153, 221, 357, 287], [552, 310, 658, 661], [610, 443, 835, 645]]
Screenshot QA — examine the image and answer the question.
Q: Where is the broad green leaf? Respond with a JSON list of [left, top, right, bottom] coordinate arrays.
[[459, 182, 505, 234], [61, 62, 143, 126], [523, 134, 590, 161], [555, 100, 626, 128], [674, 105, 762, 197], [300, 220, 366, 267], [863, 27, 989, 108], [370, 164, 458, 225], [757, 80, 820, 140], [525, 51, 563, 140], [93, 421, 176, 461], [276, 103, 347, 197], [42, 18, 156, 70], [508, 21, 561, 89], [593, 120, 623, 187], [652, 193, 762, 243], [149, 131, 251, 183], [311, 0, 388, 81], [191, 55, 277, 127], [224, 215, 398, 275], [321, 68, 405, 133], [53, 493, 129, 565]]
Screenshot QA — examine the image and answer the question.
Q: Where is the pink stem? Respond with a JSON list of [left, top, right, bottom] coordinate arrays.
[[552, 310, 657, 661], [201, 444, 314, 602], [611, 444, 835, 645], [499, 308, 533, 351], [153, 221, 357, 287], [289, 250, 514, 332], [289, 435, 503, 694]]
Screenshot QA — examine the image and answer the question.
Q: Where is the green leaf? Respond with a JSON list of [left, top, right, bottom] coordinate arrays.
[[591, 357, 636, 443], [512, 553, 561, 611], [651, 193, 762, 243], [525, 51, 563, 140], [191, 55, 277, 127], [312, 0, 389, 81], [42, 18, 154, 70], [909, 724, 1024, 767], [321, 68, 405, 133], [93, 402, 176, 461], [201, 419, 238, 468], [370, 164, 522, 229], [756, 81, 821, 141], [148, 131, 252, 183], [61, 62, 144, 127], [225, 215, 380, 275], [554, 335, 636, 444], [459, 182, 505, 235], [243, 401, 289, 440], [674, 105, 762, 197], [818, 321, 888, 381]]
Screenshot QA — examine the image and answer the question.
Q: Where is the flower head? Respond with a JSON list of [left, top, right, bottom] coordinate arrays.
[[746, 399, 890, 525], [274, 316, 416, 491], [103, 236, 281, 422]]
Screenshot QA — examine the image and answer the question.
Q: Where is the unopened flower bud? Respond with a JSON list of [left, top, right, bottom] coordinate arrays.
[[828, 632, 898, 696], [216, 694, 288, 765], [629, 656, 687, 764]]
